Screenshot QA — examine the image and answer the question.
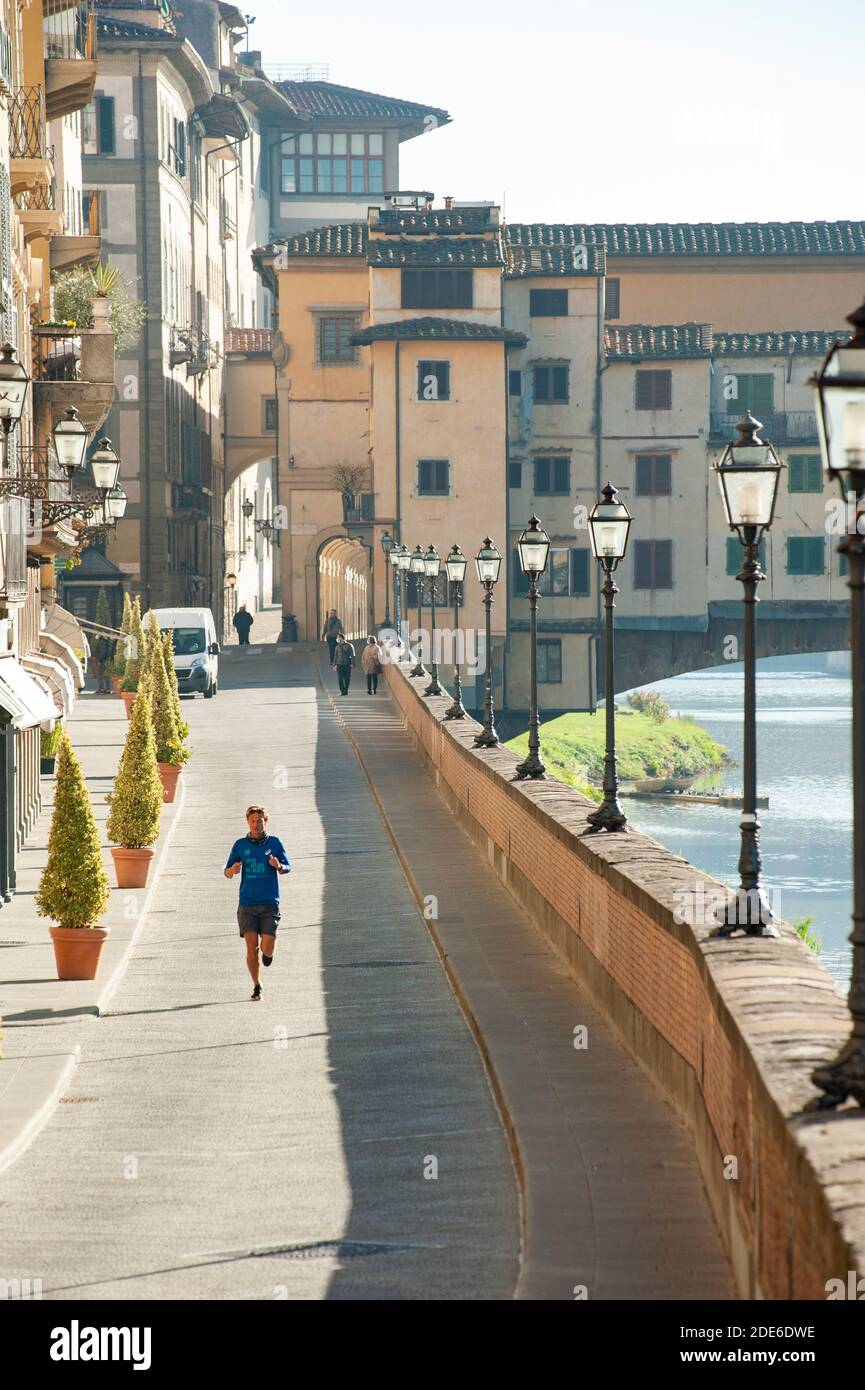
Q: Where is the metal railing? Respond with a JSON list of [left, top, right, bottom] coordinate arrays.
[[32, 328, 81, 382], [44, 0, 95, 61], [709, 410, 819, 444], [14, 178, 57, 212], [9, 88, 48, 159], [262, 63, 330, 82]]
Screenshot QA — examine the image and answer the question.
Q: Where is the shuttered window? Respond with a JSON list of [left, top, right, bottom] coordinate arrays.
[[509, 460, 522, 489], [529, 288, 568, 317], [788, 454, 822, 494], [509, 369, 522, 397], [98, 95, 116, 155], [571, 547, 591, 595], [402, 269, 472, 309], [417, 361, 450, 400], [533, 364, 569, 402], [533, 455, 570, 495], [726, 372, 774, 417], [635, 453, 672, 496], [604, 278, 620, 319], [635, 370, 672, 410], [537, 640, 562, 683], [786, 537, 824, 575], [417, 459, 449, 496], [633, 539, 673, 589]]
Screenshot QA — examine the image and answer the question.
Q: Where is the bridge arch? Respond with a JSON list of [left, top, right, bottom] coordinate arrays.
[[304, 529, 371, 643]]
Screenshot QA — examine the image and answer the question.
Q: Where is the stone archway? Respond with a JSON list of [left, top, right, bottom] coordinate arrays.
[[311, 533, 371, 643]]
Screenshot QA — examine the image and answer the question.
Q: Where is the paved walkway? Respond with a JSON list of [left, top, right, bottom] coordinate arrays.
[[0, 649, 518, 1299]]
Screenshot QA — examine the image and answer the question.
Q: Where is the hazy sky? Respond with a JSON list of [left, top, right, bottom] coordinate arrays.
[[243, 0, 860, 224]]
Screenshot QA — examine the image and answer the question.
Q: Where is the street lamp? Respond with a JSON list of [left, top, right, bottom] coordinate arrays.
[[242, 497, 254, 518], [713, 410, 782, 937], [388, 539, 401, 643], [89, 437, 121, 494], [514, 514, 550, 779], [0, 344, 29, 462], [396, 543, 411, 656], [474, 537, 502, 748], [423, 543, 443, 696], [810, 298, 865, 1107], [587, 483, 632, 832], [409, 543, 426, 676], [106, 483, 128, 521], [52, 407, 89, 482], [380, 528, 395, 628], [444, 542, 467, 719]]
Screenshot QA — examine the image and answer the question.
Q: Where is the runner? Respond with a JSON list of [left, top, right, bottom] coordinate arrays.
[[224, 805, 291, 1000]]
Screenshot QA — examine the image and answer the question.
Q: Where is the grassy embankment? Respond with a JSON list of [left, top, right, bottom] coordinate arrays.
[[506, 709, 730, 804]]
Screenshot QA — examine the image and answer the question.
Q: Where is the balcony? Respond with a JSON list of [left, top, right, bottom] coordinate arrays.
[[169, 325, 217, 377], [709, 410, 819, 446], [13, 176, 64, 244], [44, 0, 97, 121], [50, 188, 102, 271], [9, 88, 53, 199], [31, 326, 116, 437]]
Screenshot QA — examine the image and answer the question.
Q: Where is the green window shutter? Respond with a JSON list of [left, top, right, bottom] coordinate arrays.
[[787, 537, 824, 575], [788, 454, 822, 493], [788, 456, 803, 493], [98, 95, 116, 155], [750, 374, 774, 418]]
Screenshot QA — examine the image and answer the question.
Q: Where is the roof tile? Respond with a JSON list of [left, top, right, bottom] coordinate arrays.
[[352, 317, 526, 345], [225, 328, 273, 354], [508, 222, 865, 258], [276, 80, 450, 126], [368, 236, 504, 268]]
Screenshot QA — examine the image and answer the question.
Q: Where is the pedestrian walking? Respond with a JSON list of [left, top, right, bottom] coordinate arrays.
[[224, 805, 291, 1001], [333, 632, 355, 696], [90, 632, 115, 694], [322, 609, 343, 663], [233, 605, 254, 646], [361, 635, 383, 695]]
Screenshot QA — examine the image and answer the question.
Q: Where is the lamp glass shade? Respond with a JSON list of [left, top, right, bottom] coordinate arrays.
[[242, 498, 254, 517], [410, 544, 426, 574], [445, 544, 467, 584], [0, 345, 29, 424], [381, 529, 395, 556], [588, 489, 632, 561], [52, 409, 89, 477], [389, 543, 400, 567], [813, 337, 865, 478], [423, 544, 441, 578], [89, 438, 120, 492], [397, 544, 412, 570], [107, 484, 127, 520], [716, 458, 781, 529], [517, 516, 550, 574], [226, 572, 237, 588], [475, 538, 501, 585]]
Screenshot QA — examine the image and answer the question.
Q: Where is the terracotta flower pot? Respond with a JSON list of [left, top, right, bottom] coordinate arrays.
[[157, 761, 182, 803], [111, 845, 155, 888], [112, 675, 123, 696], [121, 691, 137, 718], [49, 924, 111, 981]]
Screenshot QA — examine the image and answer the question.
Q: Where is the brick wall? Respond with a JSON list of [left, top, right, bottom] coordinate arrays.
[[384, 657, 865, 1299]]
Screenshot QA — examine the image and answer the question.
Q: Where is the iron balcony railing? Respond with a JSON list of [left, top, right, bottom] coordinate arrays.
[[9, 87, 48, 159], [14, 178, 57, 212], [44, 0, 96, 61], [709, 410, 819, 445], [342, 492, 375, 525], [32, 328, 81, 382]]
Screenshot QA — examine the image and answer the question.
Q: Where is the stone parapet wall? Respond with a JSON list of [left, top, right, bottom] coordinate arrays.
[[384, 657, 865, 1299]]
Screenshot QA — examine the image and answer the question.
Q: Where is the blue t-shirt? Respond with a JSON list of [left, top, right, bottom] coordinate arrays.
[[226, 834, 291, 905]]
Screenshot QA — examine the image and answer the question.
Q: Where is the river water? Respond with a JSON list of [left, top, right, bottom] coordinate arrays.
[[619, 660, 853, 989]]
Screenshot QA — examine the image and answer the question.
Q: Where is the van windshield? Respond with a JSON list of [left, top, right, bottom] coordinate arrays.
[[165, 627, 207, 656]]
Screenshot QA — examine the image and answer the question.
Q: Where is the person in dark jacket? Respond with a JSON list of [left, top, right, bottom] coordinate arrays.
[[322, 610, 343, 663], [90, 634, 115, 693], [333, 632, 355, 695], [233, 605, 253, 645]]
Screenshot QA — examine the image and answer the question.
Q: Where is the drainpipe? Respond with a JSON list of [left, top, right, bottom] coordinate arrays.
[[503, 340, 511, 717], [138, 54, 152, 607]]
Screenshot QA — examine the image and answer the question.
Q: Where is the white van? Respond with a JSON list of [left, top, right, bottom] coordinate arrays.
[[147, 607, 220, 699]]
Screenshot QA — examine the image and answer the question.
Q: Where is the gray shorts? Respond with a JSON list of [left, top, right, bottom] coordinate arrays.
[[238, 903, 281, 937]]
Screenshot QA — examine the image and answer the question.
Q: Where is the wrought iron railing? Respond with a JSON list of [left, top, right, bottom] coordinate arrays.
[[32, 328, 81, 382], [43, 0, 95, 61], [342, 492, 374, 525], [9, 88, 48, 159], [709, 410, 819, 445], [14, 178, 57, 212]]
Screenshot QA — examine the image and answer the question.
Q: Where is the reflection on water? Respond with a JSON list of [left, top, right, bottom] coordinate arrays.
[[618, 664, 853, 991]]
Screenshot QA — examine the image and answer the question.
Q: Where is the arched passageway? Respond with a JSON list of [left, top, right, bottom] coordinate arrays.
[[315, 536, 371, 642]]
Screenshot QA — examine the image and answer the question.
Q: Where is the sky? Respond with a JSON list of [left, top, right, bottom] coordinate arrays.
[[242, 0, 861, 225]]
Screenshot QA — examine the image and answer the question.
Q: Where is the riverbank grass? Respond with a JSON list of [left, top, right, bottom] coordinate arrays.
[[507, 708, 729, 796]]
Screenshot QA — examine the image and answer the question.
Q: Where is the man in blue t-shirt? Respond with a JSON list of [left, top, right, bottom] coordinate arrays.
[[224, 805, 291, 1000]]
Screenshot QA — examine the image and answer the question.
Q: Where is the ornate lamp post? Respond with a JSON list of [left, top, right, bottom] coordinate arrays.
[[89, 437, 121, 496], [380, 528, 395, 628], [423, 543, 443, 696], [409, 544, 426, 676], [713, 411, 782, 937], [107, 483, 128, 522], [52, 407, 89, 482], [810, 299, 865, 1107], [444, 543, 467, 719], [514, 514, 550, 779], [388, 537, 401, 640], [0, 343, 29, 466], [474, 537, 502, 748], [586, 483, 633, 832], [396, 543, 411, 656]]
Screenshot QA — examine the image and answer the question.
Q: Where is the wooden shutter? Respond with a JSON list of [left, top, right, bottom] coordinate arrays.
[[534, 458, 550, 493], [513, 547, 529, 595], [533, 366, 549, 401], [571, 548, 590, 595], [554, 457, 570, 493], [655, 540, 673, 587], [553, 366, 568, 401], [634, 540, 652, 588], [98, 95, 115, 154]]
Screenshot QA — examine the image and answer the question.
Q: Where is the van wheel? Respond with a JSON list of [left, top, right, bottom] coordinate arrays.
[[204, 683, 214, 699], [212, 682, 218, 696]]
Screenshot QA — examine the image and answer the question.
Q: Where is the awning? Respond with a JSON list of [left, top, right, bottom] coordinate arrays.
[[0, 657, 58, 730], [42, 602, 87, 653], [22, 655, 74, 719], [40, 630, 85, 690]]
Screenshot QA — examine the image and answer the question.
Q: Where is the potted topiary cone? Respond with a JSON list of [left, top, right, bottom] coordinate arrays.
[[121, 594, 147, 717], [36, 729, 111, 980], [111, 591, 132, 696], [107, 679, 163, 887], [145, 613, 188, 801], [162, 630, 189, 742]]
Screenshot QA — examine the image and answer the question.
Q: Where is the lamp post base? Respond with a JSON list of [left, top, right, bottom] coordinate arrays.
[[514, 753, 546, 780], [585, 798, 628, 833], [443, 699, 466, 719], [474, 726, 500, 749], [424, 674, 443, 696], [712, 886, 779, 938], [410, 660, 426, 678], [810, 1038, 865, 1110]]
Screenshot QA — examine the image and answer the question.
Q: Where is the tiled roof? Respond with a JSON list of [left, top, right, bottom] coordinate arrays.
[[96, 14, 172, 41], [373, 207, 495, 234], [352, 317, 527, 345], [368, 237, 504, 268], [225, 328, 272, 354], [507, 222, 865, 258], [276, 80, 450, 127], [274, 223, 368, 258], [605, 324, 713, 360], [505, 243, 605, 278], [712, 330, 850, 356]]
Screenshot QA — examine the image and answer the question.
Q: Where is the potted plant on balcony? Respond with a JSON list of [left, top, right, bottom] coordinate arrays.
[[121, 595, 147, 717], [106, 679, 163, 889], [36, 729, 111, 981], [40, 724, 62, 775], [144, 613, 188, 801], [53, 263, 147, 351]]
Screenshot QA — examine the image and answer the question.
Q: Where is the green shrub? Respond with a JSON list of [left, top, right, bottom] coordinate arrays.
[[94, 586, 110, 630], [107, 683, 162, 849], [628, 689, 670, 723], [161, 631, 188, 741], [794, 916, 821, 954], [53, 264, 147, 352], [36, 729, 110, 928], [110, 591, 132, 678], [145, 613, 187, 765], [121, 595, 147, 691], [40, 725, 62, 758]]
